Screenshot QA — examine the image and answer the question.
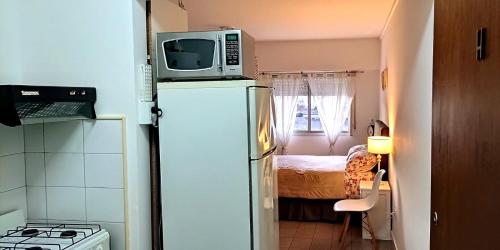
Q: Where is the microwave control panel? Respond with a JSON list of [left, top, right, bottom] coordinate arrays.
[[225, 34, 240, 66]]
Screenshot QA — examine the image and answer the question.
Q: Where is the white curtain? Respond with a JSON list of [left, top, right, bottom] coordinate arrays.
[[271, 75, 302, 154], [307, 73, 356, 153]]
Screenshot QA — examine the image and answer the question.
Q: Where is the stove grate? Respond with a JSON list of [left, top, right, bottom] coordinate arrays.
[[0, 223, 102, 250]]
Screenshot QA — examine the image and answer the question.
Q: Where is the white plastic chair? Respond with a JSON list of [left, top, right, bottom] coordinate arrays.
[[334, 169, 386, 250]]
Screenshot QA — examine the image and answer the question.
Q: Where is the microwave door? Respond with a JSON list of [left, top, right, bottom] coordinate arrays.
[[156, 31, 223, 80]]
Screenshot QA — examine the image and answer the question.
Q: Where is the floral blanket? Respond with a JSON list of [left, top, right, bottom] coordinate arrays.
[[343, 145, 377, 198]]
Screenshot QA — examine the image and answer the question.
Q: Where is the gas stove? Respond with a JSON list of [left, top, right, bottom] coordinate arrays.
[[0, 223, 109, 250]]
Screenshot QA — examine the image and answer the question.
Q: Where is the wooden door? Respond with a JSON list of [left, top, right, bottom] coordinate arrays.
[[432, 0, 500, 249]]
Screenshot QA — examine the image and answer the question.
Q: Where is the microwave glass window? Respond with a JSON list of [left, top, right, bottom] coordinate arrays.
[[163, 39, 215, 70]]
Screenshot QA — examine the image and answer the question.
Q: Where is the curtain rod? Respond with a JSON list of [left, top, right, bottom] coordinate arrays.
[[260, 70, 364, 75]]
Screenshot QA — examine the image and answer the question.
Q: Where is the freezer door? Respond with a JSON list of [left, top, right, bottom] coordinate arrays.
[[248, 87, 276, 159], [251, 153, 279, 250]]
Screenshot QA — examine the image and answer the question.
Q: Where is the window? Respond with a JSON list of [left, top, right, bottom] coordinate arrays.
[[294, 83, 351, 134]]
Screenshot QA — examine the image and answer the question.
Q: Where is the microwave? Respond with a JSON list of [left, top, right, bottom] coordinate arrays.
[[156, 29, 256, 81]]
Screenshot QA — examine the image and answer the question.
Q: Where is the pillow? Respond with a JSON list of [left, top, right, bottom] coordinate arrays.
[[347, 144, 367, 161], [344, 150, 378, 198], [345, 150, 377, 174]]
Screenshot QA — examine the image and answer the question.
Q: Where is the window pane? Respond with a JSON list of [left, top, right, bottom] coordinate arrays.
[[294, 96, 308, 131], [341, 101, 351, 132], [310, 98, 323, 131], [341, 116, 350, 132]]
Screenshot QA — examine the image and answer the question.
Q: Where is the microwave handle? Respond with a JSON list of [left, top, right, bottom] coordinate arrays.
[[217, 34, 223, 72]]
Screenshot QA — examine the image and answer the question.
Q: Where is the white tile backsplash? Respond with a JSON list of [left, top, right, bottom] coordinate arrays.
[[27, 219, 49, 224], [27, 187, 47, 220], [46, 187, 86, 221], [25, 153, 46, 187], [45, 153, 85, 187], [24, 124, 44, 153], [83, 120, 123, 153], [47, 219, 86, 224], [1, 119, 126, 250], [85, 154, 124, 188], [44, 121, 84, 153], [0, 125, 26, 218], [0, 154, 26, 192], [0, 125, 24, 156], [0, 187, 27, 219], [86, 188, 124, 223]]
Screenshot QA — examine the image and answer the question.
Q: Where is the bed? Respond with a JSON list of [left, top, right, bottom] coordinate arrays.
[[276, 155, 348, 200], [276, 121, 389, 222], [276, 154, 349, 222]]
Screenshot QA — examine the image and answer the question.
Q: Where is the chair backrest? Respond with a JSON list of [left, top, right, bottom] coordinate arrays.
[[363, 169, 386, 210]]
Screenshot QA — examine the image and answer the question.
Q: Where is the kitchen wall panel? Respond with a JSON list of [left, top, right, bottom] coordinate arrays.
[[0, 125, 26, 218]]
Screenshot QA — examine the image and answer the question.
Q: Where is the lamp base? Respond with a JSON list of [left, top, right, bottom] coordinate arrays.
[[377, 154, 382, 172]]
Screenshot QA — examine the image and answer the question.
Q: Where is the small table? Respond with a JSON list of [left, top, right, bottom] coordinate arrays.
[[360, 180, 392, 240]]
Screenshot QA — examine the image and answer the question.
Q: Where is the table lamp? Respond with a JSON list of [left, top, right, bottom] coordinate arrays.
[[367, 136, 392, 171]]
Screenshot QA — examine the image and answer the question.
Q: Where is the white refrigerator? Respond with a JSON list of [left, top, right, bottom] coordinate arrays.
[[157, 80, 279, 250]]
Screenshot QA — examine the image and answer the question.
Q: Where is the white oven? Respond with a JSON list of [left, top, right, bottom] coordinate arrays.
[[0, 212, 110, 250]]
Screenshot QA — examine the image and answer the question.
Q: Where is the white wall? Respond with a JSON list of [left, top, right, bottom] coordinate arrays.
[[256, 39, 380, 155], [0, 2, 21, 83], [256, 39, 380, 72], [131, 1, 153, 249], [0, 1, 151, 249], [379, 0, 434, 249], [152, 0, 189, 34]]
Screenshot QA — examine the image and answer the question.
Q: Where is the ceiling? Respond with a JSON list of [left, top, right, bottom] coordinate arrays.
[[181, 0, 395, 41]]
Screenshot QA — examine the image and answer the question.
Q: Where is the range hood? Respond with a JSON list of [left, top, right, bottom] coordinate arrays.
[[0, 85, 97, 127]]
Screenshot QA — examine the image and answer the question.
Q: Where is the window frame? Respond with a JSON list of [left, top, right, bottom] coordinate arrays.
[[293, 84, 352, 136]]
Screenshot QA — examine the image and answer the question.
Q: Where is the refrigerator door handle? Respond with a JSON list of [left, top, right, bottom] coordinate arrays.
[[263, 160, 274, 209], [248, 86, 275, 159], [217, 34, 223, 72], [252, 146, 277, 161]]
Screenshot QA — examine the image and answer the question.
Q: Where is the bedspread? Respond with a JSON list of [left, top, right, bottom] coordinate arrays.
[[276, 155, 347, 199]]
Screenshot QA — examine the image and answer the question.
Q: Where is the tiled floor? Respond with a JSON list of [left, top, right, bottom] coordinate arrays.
[[279, 220, 395, 250]]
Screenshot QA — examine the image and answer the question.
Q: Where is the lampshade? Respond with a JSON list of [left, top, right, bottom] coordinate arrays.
[[367, 136, 392, 154]]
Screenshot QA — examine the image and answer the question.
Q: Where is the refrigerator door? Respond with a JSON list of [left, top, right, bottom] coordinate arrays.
[[248, 87, 276, 160], [251, 152, 278, 250], [157, 82, 252, 250], [272, 154, 280, 250]]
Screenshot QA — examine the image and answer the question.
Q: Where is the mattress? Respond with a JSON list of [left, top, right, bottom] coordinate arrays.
[[276, 155, 347, 199]]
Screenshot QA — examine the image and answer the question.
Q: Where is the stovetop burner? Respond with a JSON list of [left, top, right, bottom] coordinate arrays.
[[26, 247, 43, 250], [60, 230, 78, 239], [21, 228, 40, 237]]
